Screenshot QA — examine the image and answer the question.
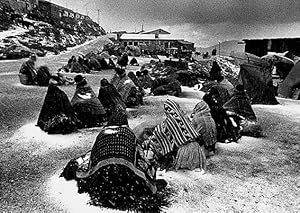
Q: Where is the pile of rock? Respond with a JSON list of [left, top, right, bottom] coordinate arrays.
[[0, 21, 90, 60]]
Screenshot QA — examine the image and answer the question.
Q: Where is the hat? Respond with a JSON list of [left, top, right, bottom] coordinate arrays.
[[30, 53, 37, 60], [74, 75, 85, 84]]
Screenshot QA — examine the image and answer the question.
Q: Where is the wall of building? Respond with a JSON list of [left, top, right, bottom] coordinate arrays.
[[244, 38, 300, 57]]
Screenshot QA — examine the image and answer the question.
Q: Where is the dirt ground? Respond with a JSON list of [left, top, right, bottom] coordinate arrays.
[[0, 36, 299, 213]]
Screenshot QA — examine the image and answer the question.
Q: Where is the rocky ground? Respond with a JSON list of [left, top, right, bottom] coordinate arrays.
[[0, 1, 106, 60], [0, 37, 299, 213]]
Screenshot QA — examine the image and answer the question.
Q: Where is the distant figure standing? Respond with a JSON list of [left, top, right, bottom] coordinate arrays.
[[19, 54, 38, 85]]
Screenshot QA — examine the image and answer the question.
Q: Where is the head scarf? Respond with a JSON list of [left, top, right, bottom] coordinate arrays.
[[163, 99, 200, 147], [191, 100, 211, 118], [152, 122, 173, 156]]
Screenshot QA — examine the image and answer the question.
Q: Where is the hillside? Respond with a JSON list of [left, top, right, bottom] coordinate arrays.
[[196, 40, 245, 56], [0, 1, 106, 60]]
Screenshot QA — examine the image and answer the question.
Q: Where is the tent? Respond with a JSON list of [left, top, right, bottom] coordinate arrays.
[[238, 63, 279, 105], [278, 61, 300, 99], [261, 54, 295, 79]]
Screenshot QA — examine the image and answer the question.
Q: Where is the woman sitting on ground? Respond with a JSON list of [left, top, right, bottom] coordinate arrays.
[[19, 53, 37, 85], [142, 99, 206, 172], [37, 84, 80, 134], [223, 85, 262, 137], [61, 109, 170, 212], [98, 78, 126, 117], [35, 66, 52, 86], [128, 71, 146, 97], [191, 100, 217, 156], [203, 88, 241, 143], [110, 68, 143, 107], [71, 75, 106, 128]]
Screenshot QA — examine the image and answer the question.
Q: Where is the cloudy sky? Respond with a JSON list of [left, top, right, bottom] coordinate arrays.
[[51, 0, 300, 47]]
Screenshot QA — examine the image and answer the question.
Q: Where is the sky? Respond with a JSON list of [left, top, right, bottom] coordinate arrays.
[[50, 0, 300, 47]]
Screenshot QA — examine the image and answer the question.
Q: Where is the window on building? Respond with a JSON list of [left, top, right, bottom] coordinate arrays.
[[134, 42, 138, 46], [124, 42, 127, 47], [63, 11, 69, 17], [139, 41, 144, 45], [145, 41, 149, 45], [128, 41, 133, 45]]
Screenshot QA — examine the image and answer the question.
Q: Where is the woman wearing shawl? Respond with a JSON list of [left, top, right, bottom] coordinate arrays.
[[223, 85, 262, 137], [128, 71, 146, 99], [191, 101, 217, 155], [110, 68, 143, 107], [61, 109, 170, 212], [37, 84, 80, 134], [143, 99, 206, 172], [35, 66, 52, 86], [98, 78, 126, 117], [203, 89, 241, 143], [19, 54, 37, 85], [71, 75, 106, 128]]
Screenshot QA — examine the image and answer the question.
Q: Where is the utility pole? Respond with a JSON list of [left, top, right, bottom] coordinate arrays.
[[97, 9, 100, 25]]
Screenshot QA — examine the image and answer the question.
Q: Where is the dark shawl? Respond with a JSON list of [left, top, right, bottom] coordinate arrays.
[[35, 66, 52, 86], [210, 85, 231, 106], [71, 85, 106, 127], [223, 90, 257, 122], [98, 81, 126, 110], [37, 84, 79, 134], [19, 59, 36, 84]]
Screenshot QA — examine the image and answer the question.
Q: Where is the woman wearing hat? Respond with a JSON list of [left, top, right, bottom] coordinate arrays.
[[71, 75, 106, 128]]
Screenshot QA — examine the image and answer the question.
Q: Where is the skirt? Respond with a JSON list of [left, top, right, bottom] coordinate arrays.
[[173, 142, 206, 171], [61, 153, 173, 212]]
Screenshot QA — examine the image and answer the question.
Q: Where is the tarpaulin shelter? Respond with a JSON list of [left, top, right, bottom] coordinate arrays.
[[238, 63, 278, 105], [278, 61, 300, 99], [261, 54, 295, 79], [230, 52, 270, 67]]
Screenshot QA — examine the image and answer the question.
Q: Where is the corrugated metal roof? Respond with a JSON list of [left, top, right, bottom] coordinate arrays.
[[243, 36, 300, 41], [120, 33, 182, 41]]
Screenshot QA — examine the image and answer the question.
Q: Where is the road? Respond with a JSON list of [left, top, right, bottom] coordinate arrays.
[[0, 37, 117, 212]]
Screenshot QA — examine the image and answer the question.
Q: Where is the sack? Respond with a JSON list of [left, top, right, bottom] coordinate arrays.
[[18, 74, 29, 85]]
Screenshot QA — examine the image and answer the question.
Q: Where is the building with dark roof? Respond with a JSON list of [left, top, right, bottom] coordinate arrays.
[[243, 37, 300, 57]]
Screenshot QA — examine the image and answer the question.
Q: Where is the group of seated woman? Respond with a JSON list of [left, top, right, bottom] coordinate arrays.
[[37, 75, 108, 133], [37, 68, 145, 134], [61, 99, 217, 211], [133, 69, 182, 97], [19, 54, 73, 86], [110, 67, 144, 107], [63, 54, 116, 73], [203, 82, 261, 142], [200, 61, 262, 143]]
